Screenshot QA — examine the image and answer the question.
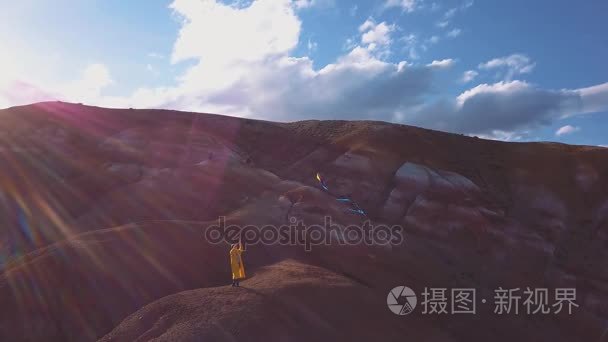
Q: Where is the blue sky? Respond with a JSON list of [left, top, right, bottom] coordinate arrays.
[[1, 0, 607, 145]]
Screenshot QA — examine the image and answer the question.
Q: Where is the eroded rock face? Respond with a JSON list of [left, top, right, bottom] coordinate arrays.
[[99, 128, 148, 155], [382, 162, 482, 223], [574, 162, 599, 193], [510, 185, 568, 243], [383, 163, 431, 221], [592, 200, 608, 241], [333, 151, 375, 175]]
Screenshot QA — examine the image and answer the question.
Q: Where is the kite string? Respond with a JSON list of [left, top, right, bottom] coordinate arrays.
[[316, 172, 366, 216]]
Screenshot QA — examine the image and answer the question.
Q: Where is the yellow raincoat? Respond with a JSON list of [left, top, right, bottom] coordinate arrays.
[[230, 244, 246, 280]]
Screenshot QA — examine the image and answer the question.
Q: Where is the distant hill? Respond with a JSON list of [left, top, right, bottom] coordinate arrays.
[[0, 101, 606, 341]]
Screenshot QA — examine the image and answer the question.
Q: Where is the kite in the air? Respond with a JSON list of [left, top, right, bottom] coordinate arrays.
[[316, 172, 329, 191], [315, 172, 367, 216]]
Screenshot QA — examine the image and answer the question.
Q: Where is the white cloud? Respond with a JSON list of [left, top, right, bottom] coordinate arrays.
[[478, 54, 536, 81], [397, 61, 410, 72], [461, 70, 478, 83], [555, 125, 580, 136], [444, 8, 457, 19], [446, 28, 462, 38], [434, 2, 473, 31], [293, 0, 334, 9], [360, 20, 395, 46], [0, 62, 114, 108], [358, 19, 374, 32], [343, 37, 357, 51], [400, 34, 420, 60], [476, 130, 526, 142], [56, 63, 113, 103], [356, 19, 398, 60], [82, 64, 113, 88], [294, 0, 314, 8], [158, 0, 302, 101], [1, 0, 302, 111], [0, 37, 65, 106], [307, 39, 318, 54], [419, 80, 583, 136], [89, 4, 437, 120], [170, 0, 300, 66], [576, 82, 608, 114], [456, 80, 531, 107], [146, 63, 161, 77], [0, 81, 57, 108], [452, 1, 474, 14], [436, 20, 449, 28], [147, 52, 165, 59], [428, 35, 440, 44], [384, 0, 418, 13], [427, 59, 455, 69], [199, 52, 437, 121]]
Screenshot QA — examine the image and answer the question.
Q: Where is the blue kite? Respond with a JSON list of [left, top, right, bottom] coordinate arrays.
[[316, 172, 367, 216]]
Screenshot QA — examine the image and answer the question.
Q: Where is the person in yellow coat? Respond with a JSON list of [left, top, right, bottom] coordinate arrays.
[[230, 241, 246, 287]]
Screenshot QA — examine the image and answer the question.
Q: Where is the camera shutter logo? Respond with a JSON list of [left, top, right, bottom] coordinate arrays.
[[387, 286, 417, 315]]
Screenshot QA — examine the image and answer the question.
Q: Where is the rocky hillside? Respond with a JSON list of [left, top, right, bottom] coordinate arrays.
[[0, 102, 607, 341]]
